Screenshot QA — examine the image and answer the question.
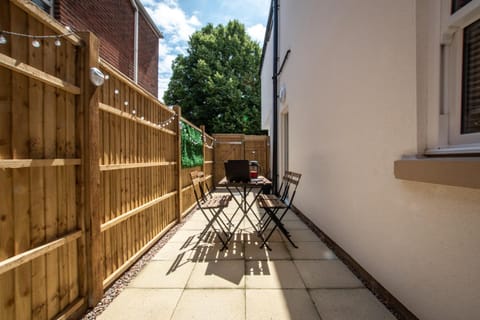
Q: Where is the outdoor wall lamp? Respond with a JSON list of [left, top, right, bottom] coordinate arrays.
[[89, 67, 105, 86]]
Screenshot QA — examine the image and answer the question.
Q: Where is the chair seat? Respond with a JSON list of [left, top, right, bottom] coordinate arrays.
[[201, 194, 232, 209], [258, 195, 287, 209]]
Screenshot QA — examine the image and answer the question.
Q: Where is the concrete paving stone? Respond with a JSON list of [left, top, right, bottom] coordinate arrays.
[[171, 289, 245, 320], [286, 241, 337, 260], [295, 260, 364, 289], [168, 229, 202, 243], [190, 241, 244, 262], [97, 288, 183, 320], [186, 260, 245, 288], [129, 260, 195, 289], [245, 241, 291, 260], [282, 219, 310, 230], [244, 229, 284, 242], [310, 288, 396, 320], [151, 241, 197, 261], [181, 218, 211, 230], [246, 260, 305, 289], [246, 289, 321, 320], [283, 229, 322, 242]]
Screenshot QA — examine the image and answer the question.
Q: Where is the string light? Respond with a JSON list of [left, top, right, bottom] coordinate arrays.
[[124, 101, 129, 106], [32, 39, 41, 48], [0, 29, 75, 48], [0, 33, 6, 45], [114, 89, 119, 95]]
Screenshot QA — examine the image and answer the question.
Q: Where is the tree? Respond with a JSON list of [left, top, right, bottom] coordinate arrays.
[[164, 20, 262, 134]]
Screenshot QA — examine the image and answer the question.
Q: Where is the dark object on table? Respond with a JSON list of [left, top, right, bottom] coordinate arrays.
[[224, 160, 250, 182]]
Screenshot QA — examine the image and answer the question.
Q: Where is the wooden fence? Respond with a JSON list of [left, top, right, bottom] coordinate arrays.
[[0, 1, 215, 319], [213, 134, 270, 185]]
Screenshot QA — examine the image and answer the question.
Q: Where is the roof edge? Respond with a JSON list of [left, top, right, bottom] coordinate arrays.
[[133, 0, 164, 39]]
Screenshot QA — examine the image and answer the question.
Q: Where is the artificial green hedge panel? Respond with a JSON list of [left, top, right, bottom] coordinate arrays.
[[181, 121, 203, 167]]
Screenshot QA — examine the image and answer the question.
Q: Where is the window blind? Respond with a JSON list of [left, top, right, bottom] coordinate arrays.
[[462, 18, 480, 133], [452, 0, 473, 13]]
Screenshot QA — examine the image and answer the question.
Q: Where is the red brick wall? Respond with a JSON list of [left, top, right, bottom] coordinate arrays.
[[138, 14, 159, 96], [56, 0, 158, 96]]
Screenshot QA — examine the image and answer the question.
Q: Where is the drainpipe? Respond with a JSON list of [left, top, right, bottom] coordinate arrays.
[[130, 0, 139, 83], [272, 0, 279, 193]]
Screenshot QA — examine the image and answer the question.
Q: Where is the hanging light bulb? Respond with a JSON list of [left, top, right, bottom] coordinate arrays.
[[124, 101, 129, 106], [0, 33, 7, 45], [104, 74, 110, 80], [114, 89, 119, 95], [32, 39, 41, 48], [140, 116, 144, 120], [54, 37, 62, 47], [132, 110, 136, 115]]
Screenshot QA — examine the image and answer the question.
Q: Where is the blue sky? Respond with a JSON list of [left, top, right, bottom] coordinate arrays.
[[140, 0, 271, 101]]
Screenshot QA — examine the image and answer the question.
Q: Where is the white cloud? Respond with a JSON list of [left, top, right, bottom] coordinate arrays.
[[247, 24, 266, 44], [146, 0, 201, 43], [159, 54, 176, 74]]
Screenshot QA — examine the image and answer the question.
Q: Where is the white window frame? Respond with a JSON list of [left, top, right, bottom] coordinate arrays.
[[32, 0, 54, 16], [429, 0, 480, 154]]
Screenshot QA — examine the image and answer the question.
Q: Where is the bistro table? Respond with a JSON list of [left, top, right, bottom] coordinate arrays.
[[218, 176, 272, 249]]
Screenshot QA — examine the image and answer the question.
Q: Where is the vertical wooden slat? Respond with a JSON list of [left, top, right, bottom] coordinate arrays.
[[78, 32, 102, 307], [11, 6, 32, 320], [0, 4, 13, 319], [28, 14, 47, 320], [174, 106, 182, 221], [65, 41, 78, 304], [0, 169, 15, 320]]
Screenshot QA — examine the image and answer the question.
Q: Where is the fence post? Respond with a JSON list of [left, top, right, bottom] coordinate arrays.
[[201, 125, 206, 190], [174, 105, 183, 222], [78, 31, 103, 307]]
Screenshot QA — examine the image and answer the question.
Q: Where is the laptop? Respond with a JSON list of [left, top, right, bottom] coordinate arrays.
[[224, 160, 250, 182]]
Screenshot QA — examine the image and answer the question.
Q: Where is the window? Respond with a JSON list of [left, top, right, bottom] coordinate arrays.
[[462, 19, 480, 134], [31, 0, 53, 15], [431, 0, 480, 153]]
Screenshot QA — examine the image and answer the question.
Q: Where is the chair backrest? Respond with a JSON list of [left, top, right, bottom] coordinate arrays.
[[277, 171, 292, 200], [283, 171, 302, 206], [190, 171, 208, 203]]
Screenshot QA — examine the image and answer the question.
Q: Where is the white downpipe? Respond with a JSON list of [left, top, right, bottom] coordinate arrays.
[[130, 0, 139, 83]]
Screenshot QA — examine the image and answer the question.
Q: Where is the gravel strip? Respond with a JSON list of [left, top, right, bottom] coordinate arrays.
[[80, 211, 195, 319]]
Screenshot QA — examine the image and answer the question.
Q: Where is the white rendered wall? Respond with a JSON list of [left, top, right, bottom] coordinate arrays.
[[260, 0, 480, 319]]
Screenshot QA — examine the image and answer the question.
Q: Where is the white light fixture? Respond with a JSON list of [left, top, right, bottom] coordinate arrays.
[[89, 67, 105, 86], [54, 37, 61, 47], [0, 33, 6, 45], [32, 39, 41, 48]]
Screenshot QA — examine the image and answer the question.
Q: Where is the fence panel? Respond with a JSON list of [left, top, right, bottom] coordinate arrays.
[[97, 61, 179, 288], [0, 2, 85, 319], [0, 1, 217, 318]]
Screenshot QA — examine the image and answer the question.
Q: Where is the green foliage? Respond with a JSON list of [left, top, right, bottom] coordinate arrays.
[[181, 121, 203, 167], [164, 20, 262, 134]]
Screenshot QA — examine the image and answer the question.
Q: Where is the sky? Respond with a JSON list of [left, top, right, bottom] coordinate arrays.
[[140, 0, 271, 101]]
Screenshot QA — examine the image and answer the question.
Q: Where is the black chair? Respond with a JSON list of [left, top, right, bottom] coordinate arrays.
[[257, 171, 302, 250], [190, 171, 232, 249]]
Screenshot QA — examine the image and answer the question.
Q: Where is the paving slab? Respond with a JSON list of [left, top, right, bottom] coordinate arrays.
[[129, 260, 195, 289], [171, 289, 245, 320], [245, 241, 291, 260], [246, 289, 321, 320], [246, 260, 305, 289], [97, 288, 183, 320], [310, 288, 396, 320], [295, 260, 364, 289], [286, 241, 337, 260], [186, 260, 245, 288]]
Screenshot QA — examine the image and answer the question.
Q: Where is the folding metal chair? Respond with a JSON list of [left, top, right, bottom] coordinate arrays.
[[257, 171, 302, 250], [190, 171, 232, 248], [258, 171, 292, 231]]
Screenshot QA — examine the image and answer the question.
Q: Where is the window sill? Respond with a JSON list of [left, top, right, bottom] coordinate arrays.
[[394, 156, 480, 189]]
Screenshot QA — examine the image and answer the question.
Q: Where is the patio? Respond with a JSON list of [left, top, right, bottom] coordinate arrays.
[[96, 191, 396, 320]]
